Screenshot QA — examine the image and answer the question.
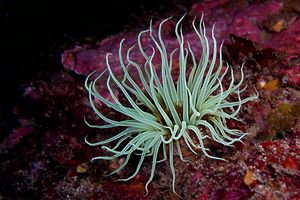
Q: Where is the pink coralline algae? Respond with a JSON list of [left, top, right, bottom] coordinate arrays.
[[250, 132, 300, 199], [263, 18, 300, 56], [61, 0, 300, 89], [61, 0, 284, 76], [282, 63, 300, 86], [191, 0, 282, 42]]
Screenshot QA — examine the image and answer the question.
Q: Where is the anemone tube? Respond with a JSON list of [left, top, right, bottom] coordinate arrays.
[[84, 15, 258, 194]]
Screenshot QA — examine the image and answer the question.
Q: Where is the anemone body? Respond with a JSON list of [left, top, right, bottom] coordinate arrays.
[[85, 15, 258, 193]]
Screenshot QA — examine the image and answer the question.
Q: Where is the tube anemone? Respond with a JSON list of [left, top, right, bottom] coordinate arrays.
[[85, 15, 258, 194]]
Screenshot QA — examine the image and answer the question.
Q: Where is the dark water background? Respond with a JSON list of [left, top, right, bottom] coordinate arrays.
[[0, 0, 175, 139]]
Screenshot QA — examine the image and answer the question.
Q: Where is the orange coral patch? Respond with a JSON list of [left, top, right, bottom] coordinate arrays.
[[262, 79, 279, 91], [244, 169, 255, 186]]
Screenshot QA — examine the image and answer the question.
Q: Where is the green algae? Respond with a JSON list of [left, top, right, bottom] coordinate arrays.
[[266, 102, 300, 139]]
